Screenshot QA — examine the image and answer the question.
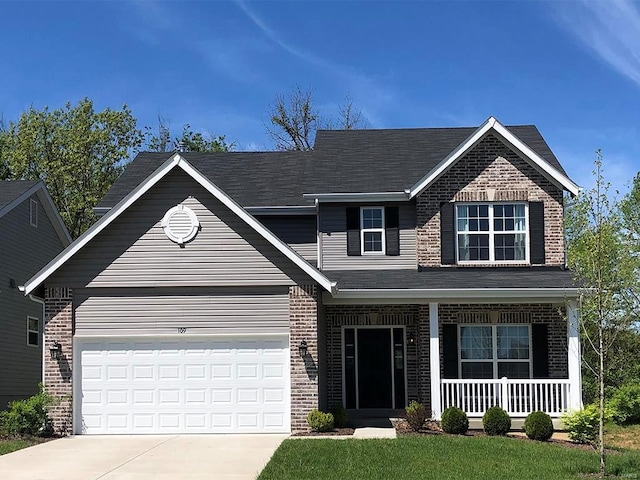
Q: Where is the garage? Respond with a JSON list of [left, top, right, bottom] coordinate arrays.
[[75, 335, 290, 434]]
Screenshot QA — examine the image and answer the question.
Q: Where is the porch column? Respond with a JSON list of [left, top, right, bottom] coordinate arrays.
[[429, 302, 442, 420], [567, 300, 582, 411]]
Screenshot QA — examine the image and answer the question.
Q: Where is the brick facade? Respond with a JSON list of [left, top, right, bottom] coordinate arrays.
[[416, 134, 565, 267], [289, 285, 319, 432], [44, 287, 73, 435]]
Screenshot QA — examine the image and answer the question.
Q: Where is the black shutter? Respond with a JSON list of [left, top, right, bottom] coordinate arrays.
[[532, 324, 549, 378], [440, 202, 455, 265], [529, 202, 545, 264], [385, 206, 400, 256], [346, 207, 361, 256], [442, 324, 459, 379]]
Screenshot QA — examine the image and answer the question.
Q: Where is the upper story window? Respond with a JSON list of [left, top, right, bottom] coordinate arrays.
[[361, 207, 385, 254], [30, 199, 38, 227], [456, 203, 527, 263], [27, 316, 39, 347]]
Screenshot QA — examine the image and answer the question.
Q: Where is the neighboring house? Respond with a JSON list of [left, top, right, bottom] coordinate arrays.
[[23, 117, 582, 435], [0, 180, 71, 409]]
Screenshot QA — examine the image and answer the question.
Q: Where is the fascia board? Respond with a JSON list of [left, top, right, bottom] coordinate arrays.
[[302, 192, 409, 203], [326, 287, 580, 301]]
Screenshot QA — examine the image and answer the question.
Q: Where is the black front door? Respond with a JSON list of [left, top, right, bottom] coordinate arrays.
[[357, 329, 393, 408]]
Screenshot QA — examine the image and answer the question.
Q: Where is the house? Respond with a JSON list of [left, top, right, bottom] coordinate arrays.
[[0, 180, 71, 409], [23, 117, 582, 435]]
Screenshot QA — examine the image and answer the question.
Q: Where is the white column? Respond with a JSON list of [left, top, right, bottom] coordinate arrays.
[[429, 302, 442, 420], [567, 300, 583, 411]]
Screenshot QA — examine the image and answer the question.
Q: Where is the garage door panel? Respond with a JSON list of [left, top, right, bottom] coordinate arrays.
[[77, 336, 290, 434]]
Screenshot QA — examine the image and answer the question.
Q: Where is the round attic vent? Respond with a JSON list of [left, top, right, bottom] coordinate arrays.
[[161, 204, 199, 245]]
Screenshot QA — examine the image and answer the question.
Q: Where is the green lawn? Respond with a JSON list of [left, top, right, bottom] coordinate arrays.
[[0, 438, 38, 456], [258, 435, 640, 480]]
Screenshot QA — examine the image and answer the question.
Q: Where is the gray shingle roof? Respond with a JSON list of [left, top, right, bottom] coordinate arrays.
[[327, 267, 577, 290], [98, 125, 567, 208], [0, 180, 39, 209]]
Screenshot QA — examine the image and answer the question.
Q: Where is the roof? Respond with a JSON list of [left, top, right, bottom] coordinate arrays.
[[0, 180, 39, 210], [98, 120, 576, 209]]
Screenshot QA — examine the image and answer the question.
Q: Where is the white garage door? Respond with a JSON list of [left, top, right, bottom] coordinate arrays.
[[76, 336, 290, 434]]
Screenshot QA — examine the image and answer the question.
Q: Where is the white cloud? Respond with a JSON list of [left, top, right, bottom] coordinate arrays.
[[551, 0, 640, 88]]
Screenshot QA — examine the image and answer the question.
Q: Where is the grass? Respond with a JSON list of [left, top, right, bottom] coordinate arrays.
[[258, 435, 640, 480], [606, 423, 640, 451], [0, 437, 39, 456]]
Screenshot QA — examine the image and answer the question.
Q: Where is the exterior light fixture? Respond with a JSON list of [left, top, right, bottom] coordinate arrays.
[[408, 333, 416, 345], [298, 340, 308, 357], [50, 342, 62, 360]]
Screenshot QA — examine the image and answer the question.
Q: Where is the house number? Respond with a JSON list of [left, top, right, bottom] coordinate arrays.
[[178, 327, 187, 334]]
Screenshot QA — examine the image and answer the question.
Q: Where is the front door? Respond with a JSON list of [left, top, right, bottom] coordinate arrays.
[[344, 327, 406, 409]]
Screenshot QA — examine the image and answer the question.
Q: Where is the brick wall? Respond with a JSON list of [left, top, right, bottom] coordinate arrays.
[[44, 287, 73, 435], [416, 134, 565, 267], [289, 285, 319, 432]]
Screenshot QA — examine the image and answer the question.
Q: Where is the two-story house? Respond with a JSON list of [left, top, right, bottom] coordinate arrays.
[[0, 180, 71, 409], [23, 117, 582, 435]]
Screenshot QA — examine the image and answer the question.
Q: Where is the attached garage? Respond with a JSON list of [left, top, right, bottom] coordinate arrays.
[[76, 335, 290, 434]]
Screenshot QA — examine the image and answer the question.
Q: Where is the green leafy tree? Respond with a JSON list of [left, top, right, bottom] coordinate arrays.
[[566, 151, 639, 476], [2, 98, 144, 238], [145, 116, 232, 153]]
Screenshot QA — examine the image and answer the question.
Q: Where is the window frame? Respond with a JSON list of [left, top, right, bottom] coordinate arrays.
[[26, 316, 39, 347], [360, 206, 385, 255], [30, 199, 38, 228], [458, 324, 532, 379], [455, 202, 529, 264]]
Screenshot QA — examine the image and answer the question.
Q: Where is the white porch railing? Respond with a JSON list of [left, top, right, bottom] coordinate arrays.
[[440, 378, 572, 418]]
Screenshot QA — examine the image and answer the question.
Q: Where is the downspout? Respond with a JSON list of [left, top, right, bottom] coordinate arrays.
[[26, 292, 46, 386]]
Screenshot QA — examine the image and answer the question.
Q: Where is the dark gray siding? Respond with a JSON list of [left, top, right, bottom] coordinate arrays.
[[0, 195, 66, 407], [49, 169, 311, 288], [319, 203, 417, 270], [256, 215, 317, 266], [74, 287, 290, 336]]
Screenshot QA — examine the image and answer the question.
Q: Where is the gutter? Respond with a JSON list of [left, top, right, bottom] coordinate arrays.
[[302, 191, 410, 203]]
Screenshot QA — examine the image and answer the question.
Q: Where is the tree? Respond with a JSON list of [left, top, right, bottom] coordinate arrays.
[[145, 116, 232, 153], [266, 86, 367, 151], [565, 151, 638, 476], [2, 98, 144, 238]]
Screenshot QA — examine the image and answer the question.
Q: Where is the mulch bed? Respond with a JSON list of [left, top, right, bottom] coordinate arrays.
[[292, 427, 355, 437]]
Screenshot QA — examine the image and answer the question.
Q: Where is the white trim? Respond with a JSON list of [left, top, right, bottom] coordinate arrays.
[[30, 198, 38, 227], [429, 302, 441, 420], [360, 206, 385, 255], [22, 154, 336, 295], [161, 204, 199, 245], [246, 206, 317, 215], [302, 192, 409, 203], [408, 117, 580, 198], [26, 315, 39, 347], [567, 300, 582, 411]]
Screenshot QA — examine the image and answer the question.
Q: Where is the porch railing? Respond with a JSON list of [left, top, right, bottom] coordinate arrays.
[[440, 378, 572, 417]]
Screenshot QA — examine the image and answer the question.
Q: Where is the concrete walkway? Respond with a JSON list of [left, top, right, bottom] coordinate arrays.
[[0, 434, 287, 480]]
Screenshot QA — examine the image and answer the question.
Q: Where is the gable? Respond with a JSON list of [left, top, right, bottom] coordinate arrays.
[[47, 168, 315, 288]]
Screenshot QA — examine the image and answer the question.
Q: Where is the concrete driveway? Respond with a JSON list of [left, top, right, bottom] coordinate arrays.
[[0, 434, 287, 480]]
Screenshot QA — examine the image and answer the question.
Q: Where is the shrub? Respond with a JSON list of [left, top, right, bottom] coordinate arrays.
[[331, 404, 348, 428], [405, 401, 427, 431], [607, 383, 640, 425], [441, 406, 469, 434], [306, 409, 334, 432], [561, 404, 599, 444], [0, 386, 55, 437], [482, 406, 511, 436], [523, 411, 554, 441]]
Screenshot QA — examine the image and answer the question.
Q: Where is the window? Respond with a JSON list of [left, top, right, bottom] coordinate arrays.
[[27, 317, 39, 347], [30, 199, 38, 227], [360, 207, 385, 254], [456, 203, 527, 263], [459, 325, 531, 379]]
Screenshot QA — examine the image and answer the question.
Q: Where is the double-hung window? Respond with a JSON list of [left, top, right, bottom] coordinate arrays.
[[361, 207, 385, 254], [27, 316, 39, 347], [459, 325, 531, 379], [456, 203, 527, 263]]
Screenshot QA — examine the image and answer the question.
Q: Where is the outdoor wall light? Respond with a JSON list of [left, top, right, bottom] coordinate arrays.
[[50, 342, 62, 360], [298, 340, 308, 357], [408, 333, 416, 345]]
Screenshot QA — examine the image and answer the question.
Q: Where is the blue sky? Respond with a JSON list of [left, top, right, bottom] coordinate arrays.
[[1, 0, 639, 194]]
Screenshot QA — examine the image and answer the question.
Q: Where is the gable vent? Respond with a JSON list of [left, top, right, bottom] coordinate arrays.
[[161, 204, 200, 245]]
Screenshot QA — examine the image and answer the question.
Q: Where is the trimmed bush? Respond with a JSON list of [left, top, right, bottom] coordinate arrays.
[[0, 386, 54, 437], [331, 404, 348, 428], [561, 404, 599, 444], [523, 411, 554, 441], [441, 406, 469, 434], [607, 383, 640, 425], [306, 409, 334, 432], [405, 401, 427, 431], [482, 406, 511, 436]]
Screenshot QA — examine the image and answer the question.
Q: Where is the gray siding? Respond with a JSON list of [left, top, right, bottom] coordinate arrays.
[[319, 203, 417, 270], [256, 215, 317, 266], [74, 287, 290, 336], [0, 195, 66, 407], [49, 169, 311, 288]]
